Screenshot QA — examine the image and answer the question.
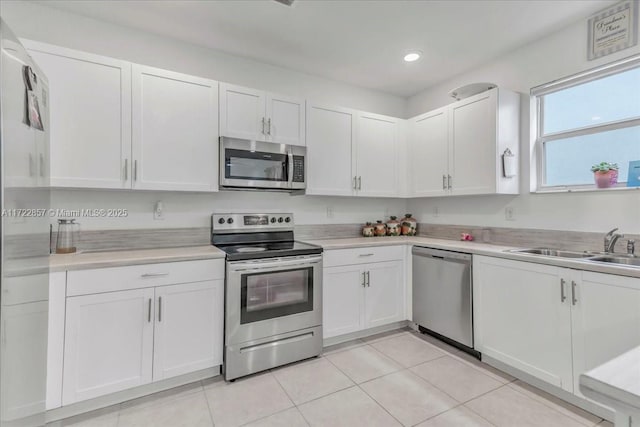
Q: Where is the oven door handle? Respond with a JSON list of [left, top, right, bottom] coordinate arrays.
[[228, 256, 322, 273]]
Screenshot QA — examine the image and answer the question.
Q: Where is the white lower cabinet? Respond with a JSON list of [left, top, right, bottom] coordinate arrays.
[[474, 256, 640, 405], [473, 257, 573, 391], [323, 265, 365, 338], [323, 247, 405, 340], [365, 261, 405, 329], [56, 260, 225, 407], [570, 271, 640, 399], [153, 281, 223, 381], [63, 288, 155, 405]]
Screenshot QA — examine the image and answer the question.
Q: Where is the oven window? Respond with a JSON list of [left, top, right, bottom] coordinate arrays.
[[225, 149, 287, 182], [241, 267, 313, 324]]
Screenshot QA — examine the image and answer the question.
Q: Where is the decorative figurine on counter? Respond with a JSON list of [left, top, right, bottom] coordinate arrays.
[[373, 220, 387, 237], [401, 213, 417, 236], [362, 222, 374, 237], [386, 216, 401, 236]]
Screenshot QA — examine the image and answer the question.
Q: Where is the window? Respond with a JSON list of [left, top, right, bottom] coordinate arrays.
[[532, 56, 640, 190]]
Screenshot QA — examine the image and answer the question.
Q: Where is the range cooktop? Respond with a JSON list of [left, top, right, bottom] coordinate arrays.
[[211, 213, 323, 261]]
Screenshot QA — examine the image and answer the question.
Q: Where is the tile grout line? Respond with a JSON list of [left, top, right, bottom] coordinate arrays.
[[201, 380, 217, 427], [505, 381, 604, 427]]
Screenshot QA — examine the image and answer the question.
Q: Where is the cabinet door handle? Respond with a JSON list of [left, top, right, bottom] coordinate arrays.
[[560, 278, 567, 302], [141, 272, 169, 278], [362, 272, 366, 287], [267, 118, 272, 135], [358, 253, 374, 257], [124, 159, 129, 181], [147, 298, 152, 323], [447, 174, 452, 189], [442, 174, 447, 190], [158, 296, 162, 322], [358, 176, 362, 190], [353, 176, 357, 190], [39, 153, 45, 177], [261, 117, 266, 135], [571, 280, 578, 305], [366, 271, 370, 287], [133, 160, 138, 181]]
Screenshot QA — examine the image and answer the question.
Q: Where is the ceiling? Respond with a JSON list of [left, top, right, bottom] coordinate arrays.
[[38, 0, 615, 97]]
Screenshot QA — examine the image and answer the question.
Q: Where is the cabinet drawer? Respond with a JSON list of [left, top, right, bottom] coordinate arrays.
[[67, 259, 224, 296], [323, 245, 404, 267]]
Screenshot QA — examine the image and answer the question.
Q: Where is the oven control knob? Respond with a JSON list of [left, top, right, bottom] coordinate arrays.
[[285, 217, 291, 223], [270, 217, 276, 223], [227, 218, 234, 224], [278, 217, 284, 223], [218, 218, 225, 224]]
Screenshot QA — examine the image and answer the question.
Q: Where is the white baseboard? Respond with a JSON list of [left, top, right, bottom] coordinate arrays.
[[322, 320, 410, 347], [482, 355, 614, 422], [46, 366, 220, 422]]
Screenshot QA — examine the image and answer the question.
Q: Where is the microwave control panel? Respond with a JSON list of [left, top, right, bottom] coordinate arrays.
[[292, 156, 305, 183]]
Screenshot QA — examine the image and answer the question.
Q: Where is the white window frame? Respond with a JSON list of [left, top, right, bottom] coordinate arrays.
[[531, 54, 640, 192]]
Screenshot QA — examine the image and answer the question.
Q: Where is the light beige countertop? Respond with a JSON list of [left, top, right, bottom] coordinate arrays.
[[580, 346, 640, 417], [50, 245, 226, 272], [304, 236, 640, 279]]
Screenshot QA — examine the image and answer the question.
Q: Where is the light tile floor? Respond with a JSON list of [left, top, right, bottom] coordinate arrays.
[[50, 328, 613, 427]]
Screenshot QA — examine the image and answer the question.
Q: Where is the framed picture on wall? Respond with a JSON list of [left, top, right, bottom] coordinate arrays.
[[587, 0, 638, 60]]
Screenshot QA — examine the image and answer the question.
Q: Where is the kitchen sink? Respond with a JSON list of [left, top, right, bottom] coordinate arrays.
[[586, 256, 640, 267], [509, 248, 595, 258]]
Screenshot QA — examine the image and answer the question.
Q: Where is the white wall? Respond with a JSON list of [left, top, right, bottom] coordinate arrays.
[[1, 1, 408, 230], [407, 17, 640, 235]]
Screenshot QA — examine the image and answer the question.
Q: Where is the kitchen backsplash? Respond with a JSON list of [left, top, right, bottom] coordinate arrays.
[[51, 223, 639, 254]]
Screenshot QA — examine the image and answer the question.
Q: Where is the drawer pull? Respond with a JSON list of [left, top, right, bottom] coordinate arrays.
[[141, 272, 169, 278], [358, 253, 374, 257]]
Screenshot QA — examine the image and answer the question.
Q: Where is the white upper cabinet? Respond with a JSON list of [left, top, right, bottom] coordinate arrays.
[[24, 41, 132, 189], [307, 104, 404, 198], [266, 93, 305, 146], [410, 107, 449, 197], [355, 113, 399, 197], [219, 83, 305, 146], [131, 65, 218, 191], [408, 87, 520, 197], [449, 90, 498, 195], [306, 103, 356, 196], [219, 83, 265, 141]]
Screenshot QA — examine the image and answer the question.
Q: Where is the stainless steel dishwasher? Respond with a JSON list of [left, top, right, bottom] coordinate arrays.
[[412, 247, 478, 357]]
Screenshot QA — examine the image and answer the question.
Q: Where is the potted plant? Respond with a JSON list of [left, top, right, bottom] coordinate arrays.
[[591, 162, 619, 188]]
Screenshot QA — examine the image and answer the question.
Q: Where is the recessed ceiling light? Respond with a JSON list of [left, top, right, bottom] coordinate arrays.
[[404, 51, 422, 62]]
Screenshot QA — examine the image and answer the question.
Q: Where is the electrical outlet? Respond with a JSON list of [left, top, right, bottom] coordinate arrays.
[[433, 206, 439, 217], [154, 201, 164, 220], [505, 206, 515, 221], [326, 206, 334, 218]]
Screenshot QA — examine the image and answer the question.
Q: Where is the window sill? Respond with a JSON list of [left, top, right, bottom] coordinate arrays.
[[533, 185, 640, 194]]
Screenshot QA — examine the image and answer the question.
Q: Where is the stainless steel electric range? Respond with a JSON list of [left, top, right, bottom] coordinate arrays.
[[211, 213, 323, 381]]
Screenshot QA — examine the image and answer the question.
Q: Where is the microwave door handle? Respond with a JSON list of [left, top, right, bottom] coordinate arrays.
[[287, 150, 294, 188]]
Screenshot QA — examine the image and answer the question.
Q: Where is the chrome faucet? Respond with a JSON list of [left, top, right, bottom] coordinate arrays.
[[628, 239, 636, 256], [604, 228, 624, 253]]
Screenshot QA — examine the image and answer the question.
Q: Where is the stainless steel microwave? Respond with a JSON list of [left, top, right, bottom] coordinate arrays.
[[219, 137, 306, 192]]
